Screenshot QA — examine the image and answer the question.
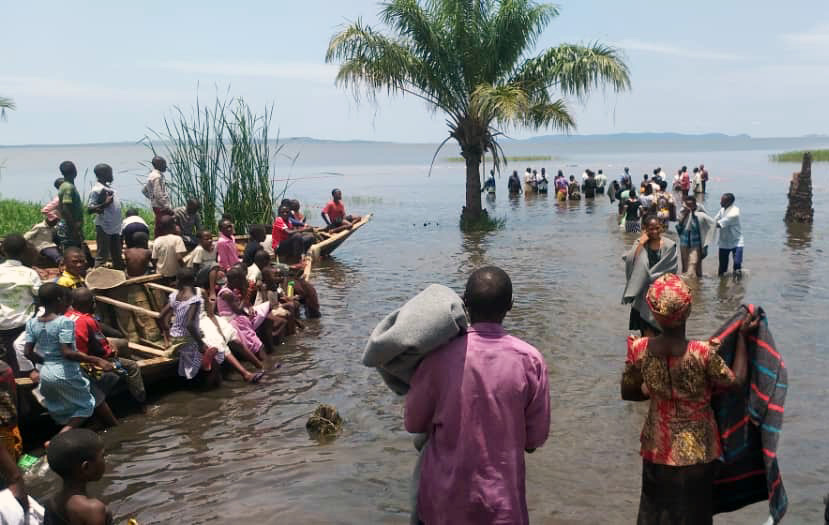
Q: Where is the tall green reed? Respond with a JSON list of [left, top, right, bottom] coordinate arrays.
[[144, 94, 288, 233]]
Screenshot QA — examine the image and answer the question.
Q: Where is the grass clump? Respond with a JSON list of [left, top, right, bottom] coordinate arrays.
[[459, 210, 506, 232], [144, 93, 288, 233], [0, 199, 154, 241], [770, 149, 829, 162]]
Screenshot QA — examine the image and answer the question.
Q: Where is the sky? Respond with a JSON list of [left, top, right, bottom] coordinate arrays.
[[2, 0, 829, 145]]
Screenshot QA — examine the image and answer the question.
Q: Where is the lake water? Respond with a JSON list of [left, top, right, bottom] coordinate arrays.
[[3, 138, 828, 523]]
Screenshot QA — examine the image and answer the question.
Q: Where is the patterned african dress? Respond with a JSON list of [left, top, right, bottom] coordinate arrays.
[[25, 316, 95, 425], [623, 336, 740, 525]]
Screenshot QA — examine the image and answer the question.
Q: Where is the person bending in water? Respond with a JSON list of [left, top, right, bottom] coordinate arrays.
[[45, 428, 113, 525], [621, 274, 758, 525], [321, 189, 362, 234], [405, 266, 550, 525]]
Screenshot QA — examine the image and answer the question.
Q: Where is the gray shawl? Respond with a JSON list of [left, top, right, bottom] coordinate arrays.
[[621, 237, 679, 327]]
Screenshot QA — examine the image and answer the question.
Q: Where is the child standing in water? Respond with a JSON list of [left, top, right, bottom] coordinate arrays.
[[23, 284, 117, 436], [45, 428, 113, 525], [159, 269, 220, 385]]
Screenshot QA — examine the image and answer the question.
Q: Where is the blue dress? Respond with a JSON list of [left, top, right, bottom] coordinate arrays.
[[25, 316, 95, 424]]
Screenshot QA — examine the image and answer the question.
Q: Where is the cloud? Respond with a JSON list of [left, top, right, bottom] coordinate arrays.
[[780, 22, 829, 54], [154, 61, 338, 83], [615, 39, 744, 61]]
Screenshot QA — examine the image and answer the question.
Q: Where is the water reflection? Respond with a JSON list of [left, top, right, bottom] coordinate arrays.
[[785, 221, 812, 250]]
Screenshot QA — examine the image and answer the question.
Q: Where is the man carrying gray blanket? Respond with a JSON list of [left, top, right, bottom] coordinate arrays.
[[405, 267, 550, 525]]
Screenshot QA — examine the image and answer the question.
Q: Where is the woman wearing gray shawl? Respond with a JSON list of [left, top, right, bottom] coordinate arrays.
[[622, 215, 679, 335]]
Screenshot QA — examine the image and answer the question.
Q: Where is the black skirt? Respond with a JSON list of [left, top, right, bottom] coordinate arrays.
[[629, 307, 661, 334], [637, 460, 717, 525]]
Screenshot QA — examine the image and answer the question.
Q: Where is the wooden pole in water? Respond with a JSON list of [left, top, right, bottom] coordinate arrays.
[[785, 152, 814, 223]]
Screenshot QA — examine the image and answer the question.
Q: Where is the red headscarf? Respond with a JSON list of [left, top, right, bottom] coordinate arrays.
[[646, 273, 692, 327]]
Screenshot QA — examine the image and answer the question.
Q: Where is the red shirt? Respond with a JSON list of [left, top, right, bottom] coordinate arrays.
[[65, 308, 114, 358], [271, 217, 291, 249], [322, 200, 346, 222]]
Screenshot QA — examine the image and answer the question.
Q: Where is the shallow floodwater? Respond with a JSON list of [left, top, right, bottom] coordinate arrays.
[[5, 141, 828, 523]]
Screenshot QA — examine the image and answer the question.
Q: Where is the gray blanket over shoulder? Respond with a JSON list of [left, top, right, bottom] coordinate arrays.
[[362, 284, 468, 395], [621, 237, 679, 327]]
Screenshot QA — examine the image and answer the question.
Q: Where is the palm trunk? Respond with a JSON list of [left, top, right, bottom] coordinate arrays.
[[462, 151, 483, 220]]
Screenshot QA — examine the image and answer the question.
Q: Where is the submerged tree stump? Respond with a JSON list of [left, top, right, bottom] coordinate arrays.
[[306, 403, 343, 440], [785, 152, 814, 224]]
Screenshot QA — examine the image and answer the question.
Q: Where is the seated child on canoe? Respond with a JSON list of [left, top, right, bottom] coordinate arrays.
[[321, 188, 362, 234]]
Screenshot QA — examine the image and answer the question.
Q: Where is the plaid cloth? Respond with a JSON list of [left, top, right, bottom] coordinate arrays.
[[710, 305, 787, 523]]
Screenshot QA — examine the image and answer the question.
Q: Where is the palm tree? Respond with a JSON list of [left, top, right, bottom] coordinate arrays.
[[326, 0, 630, 224], [0, 97, 15, 120]]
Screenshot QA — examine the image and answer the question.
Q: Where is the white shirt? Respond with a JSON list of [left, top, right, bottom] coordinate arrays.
[[121, 215, 148, 234], [24, 221, 57, 252], [714, 205, 744, 249], [142, 169, 172, 209], [246, 263, 262, 282], [184, 244, 217, 268], [88, 182, 122, 235], [524, 171, 533, 183], [151, 234, 186, 277], [0, 260, 41, 330]]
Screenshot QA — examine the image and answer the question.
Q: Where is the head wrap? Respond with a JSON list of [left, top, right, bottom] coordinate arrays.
[[646, 273, 692, 327]]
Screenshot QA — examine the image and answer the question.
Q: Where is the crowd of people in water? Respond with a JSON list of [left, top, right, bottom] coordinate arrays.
[[0, 155, 367, 522]]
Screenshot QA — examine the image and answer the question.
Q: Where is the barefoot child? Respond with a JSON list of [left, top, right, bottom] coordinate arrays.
[[45, 428, 112, 525], [23, 284, 118, 436], [158, 269, 220, 385], [216, 266, 274, 359], [197, 289, 264, 383]]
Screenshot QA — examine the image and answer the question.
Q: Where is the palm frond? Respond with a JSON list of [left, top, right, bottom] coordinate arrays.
[[513, 42, 631, 99], [486, 0, 559, 82], [0, 97, 16, 121]]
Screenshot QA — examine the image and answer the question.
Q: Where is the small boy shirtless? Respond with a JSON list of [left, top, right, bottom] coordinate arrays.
[[124, 231, 152, 278], [45, 428, 112, 525]]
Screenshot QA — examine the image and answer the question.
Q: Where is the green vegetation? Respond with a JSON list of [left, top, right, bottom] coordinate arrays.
[[770, 149, 829, 162], [446, 155, 554, 163], [144, 94, 289, 233], [458, 210, 506, 232], [326, 0, 629, 225], [0, 199, 154, 240]]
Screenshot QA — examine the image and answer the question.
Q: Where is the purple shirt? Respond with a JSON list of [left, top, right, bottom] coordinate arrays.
[[405, 323, 551, 525], [216, 233, 240, 271]]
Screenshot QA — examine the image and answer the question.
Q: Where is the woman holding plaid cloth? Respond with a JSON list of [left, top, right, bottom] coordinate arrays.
[[621, 274, 760, 524]]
